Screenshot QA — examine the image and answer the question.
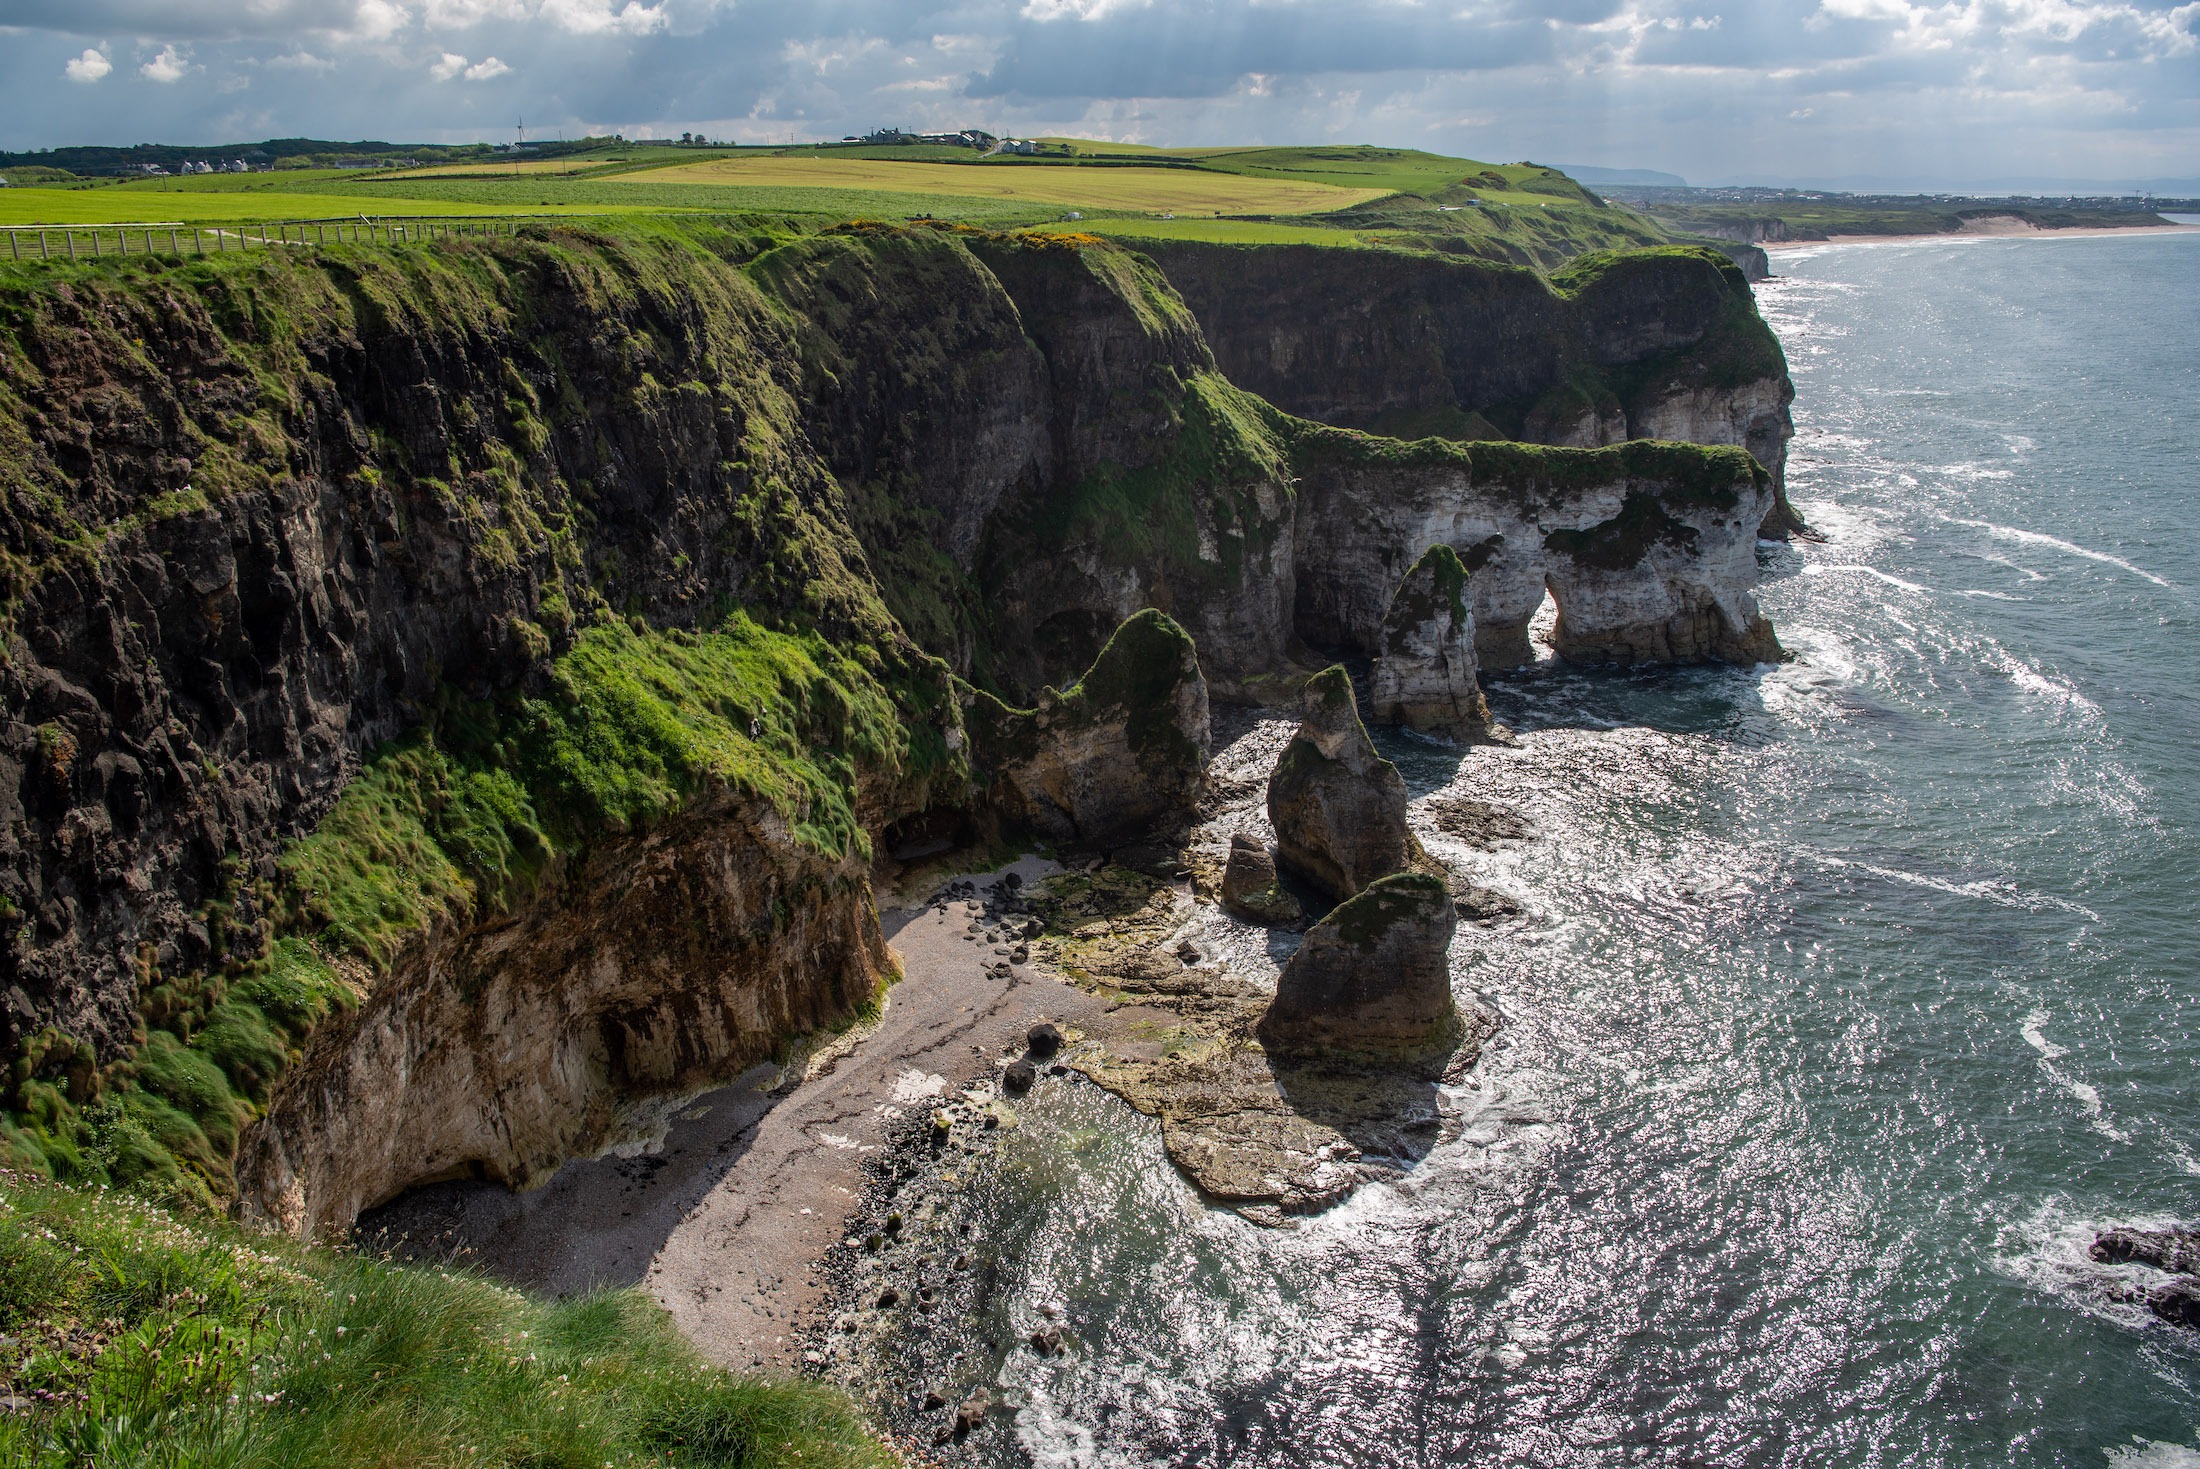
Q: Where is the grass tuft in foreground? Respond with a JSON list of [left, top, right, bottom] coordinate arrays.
[[0, 1168, 891, 1468]]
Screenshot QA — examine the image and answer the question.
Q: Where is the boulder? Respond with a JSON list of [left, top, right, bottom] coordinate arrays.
[[1370, 545, 1488, 735], [1259, 872, 1457, 1055], [1266, 666, 1423, 903], [2092, 1226, 2200, 1275], [2151, 1278, 2200, 1330], [1220, 834, 1303, 927], [970, 609, 1211, 847]]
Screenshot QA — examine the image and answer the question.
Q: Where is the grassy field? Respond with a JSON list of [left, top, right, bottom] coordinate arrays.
[[0, 1167, 892, 1469], [622, 155, 1389, 214], [0, 185, 629, 225], [1079, 217, 1390, 247]]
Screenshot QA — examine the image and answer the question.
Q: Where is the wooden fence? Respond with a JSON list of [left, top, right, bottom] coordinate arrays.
[[0, 216, 557, 265]]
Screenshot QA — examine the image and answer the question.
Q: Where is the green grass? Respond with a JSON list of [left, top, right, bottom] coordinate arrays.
[[0, 1167, 891, 1469], [0, 186, 629, 226], [1077, 217, 1390, 247], [281, 611, 909, 970]]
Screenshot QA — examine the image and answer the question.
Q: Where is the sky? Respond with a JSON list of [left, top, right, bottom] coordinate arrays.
[[2, 0, 2197, 190]]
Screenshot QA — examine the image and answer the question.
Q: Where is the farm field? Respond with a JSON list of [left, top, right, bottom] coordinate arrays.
[[619, 155, 1390, 214], [0, 185, 627, 225]]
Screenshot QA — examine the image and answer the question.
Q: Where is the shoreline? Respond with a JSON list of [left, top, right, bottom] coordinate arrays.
[[358, 855, 1117, 1375], [1762, 222, 2200, 251]]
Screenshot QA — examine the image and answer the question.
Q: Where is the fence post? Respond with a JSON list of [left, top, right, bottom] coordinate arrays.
[[194, 229, 202, 256], [41, 232, 50, 260], [8, 233, 16, 264], [67, 232, 76, 260], [92, 231, 101, 259]]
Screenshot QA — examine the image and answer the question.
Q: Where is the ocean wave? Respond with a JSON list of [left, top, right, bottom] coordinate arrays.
[[1990, 651, 2102, 717], [1944, 516, 2173, 588], [1802, 562, 1929, 594], [2105, 1441, 2200, 1469], [2021, 1009, 2131, 1142], [1809, 853, 2102, 922], [1994, 1199, 2167, 1334], [1960, 589, 2026, 600]]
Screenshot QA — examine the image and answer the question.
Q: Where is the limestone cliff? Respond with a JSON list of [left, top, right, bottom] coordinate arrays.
[[1289, 434, 1781, 668], [0, 219, 1793, 1230], [1141, 241, 1805, 538], [237, 788, 885, 1238]]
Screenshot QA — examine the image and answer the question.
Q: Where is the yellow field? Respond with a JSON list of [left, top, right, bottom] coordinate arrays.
[[0, 188, 622, 226], [375, 158, 632, 180], [620, 156, 1388, 215]]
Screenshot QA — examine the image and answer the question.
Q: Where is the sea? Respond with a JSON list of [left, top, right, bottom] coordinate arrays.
[[904, 226, 2200, 1467]]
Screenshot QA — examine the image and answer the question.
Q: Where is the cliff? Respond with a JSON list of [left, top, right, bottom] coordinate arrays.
[[1140, 241, 1804, 538], [0, 219, 1790, 1232]]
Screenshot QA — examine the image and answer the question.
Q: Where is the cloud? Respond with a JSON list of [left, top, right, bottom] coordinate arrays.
[[537, 0, 672, 34], [140, 43, 191, 81], [2, 0, 2197, 188], [63, 47, 112, 82], [431, 50, 513, 78]]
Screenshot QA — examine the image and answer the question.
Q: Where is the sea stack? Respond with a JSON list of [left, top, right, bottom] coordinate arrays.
[[1370, 545, 1487, 736], [1267, 665, 1422, 902], [970, 609, 1211, 846], [1259, 872, 1458, 1054]]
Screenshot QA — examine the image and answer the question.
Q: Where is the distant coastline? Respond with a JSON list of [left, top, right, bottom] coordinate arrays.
[[1762, 219, 2200, 250]]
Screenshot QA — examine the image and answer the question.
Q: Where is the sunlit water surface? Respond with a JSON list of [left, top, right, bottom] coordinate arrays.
[[933, 233, 2200, 1468]]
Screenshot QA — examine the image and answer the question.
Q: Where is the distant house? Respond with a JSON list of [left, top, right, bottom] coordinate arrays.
[[857, 127, 996, 150]]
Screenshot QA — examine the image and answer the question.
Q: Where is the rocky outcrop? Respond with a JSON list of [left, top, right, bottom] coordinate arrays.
[[2090, 1225, 2200, 1330], [1220, 834, 1301, 927], [1289, 435, 1782, 669], [1267, 667, 1422, 902], [237, 788, 886, 1240], [968, 610, 1209, 847], [2093, 1226, 2200, 1274], [1259, 872, 1457, 1055], [1141, 241, 1802, 538], [1369, 545, 1487, 735]]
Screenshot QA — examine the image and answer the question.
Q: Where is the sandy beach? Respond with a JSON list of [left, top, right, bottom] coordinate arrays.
[[359, 855, 1117, 1373]]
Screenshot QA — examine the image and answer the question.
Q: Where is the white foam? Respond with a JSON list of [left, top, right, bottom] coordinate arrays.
[[1992, 652, 2102, 716], [1812, 854, 2101, 922], [2021, 1009, 2068, 1060], [2106, 1442, 2200, 1469], [1960, 589, 2025, 601], [1802, 562, 1928, 594], [1945, 516, 2173, 588]]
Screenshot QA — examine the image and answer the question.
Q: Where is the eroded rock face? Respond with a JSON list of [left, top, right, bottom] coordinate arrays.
[[1143, 240, 1803, 539], [1259, 871, 1457, 1055], [1267, 668, 1420, 903], [1370, 545, 1488, 735], [970, 610, 1210, 847], [236, 789, 888, 1240], [1290, 436, 1782, 671], [1220, 834, 1302, 927]]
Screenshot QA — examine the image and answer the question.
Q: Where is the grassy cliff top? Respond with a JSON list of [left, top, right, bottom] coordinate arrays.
[[0, 140, 1674, 268], [0, 1166, 892, 1468]]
